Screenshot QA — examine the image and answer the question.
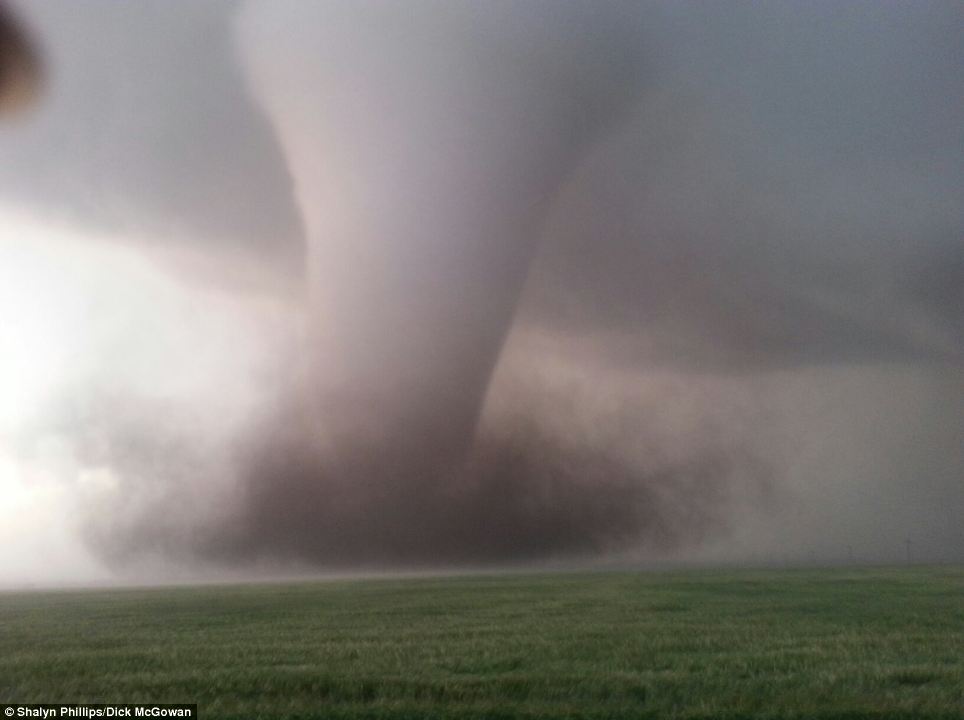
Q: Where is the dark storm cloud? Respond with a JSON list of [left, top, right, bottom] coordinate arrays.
[[518, 1, 964, 371], [0, 1, 961, 579]]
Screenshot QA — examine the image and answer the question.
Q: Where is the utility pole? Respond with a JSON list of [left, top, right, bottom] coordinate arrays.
[[905, 537, 912, 566]]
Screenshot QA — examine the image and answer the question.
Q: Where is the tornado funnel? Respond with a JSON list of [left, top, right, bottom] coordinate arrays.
[[240, 1, 644, 470]]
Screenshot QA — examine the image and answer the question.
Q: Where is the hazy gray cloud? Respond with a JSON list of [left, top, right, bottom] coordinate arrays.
[[1, 0, 302, 289], [520, 1, 963, 371]]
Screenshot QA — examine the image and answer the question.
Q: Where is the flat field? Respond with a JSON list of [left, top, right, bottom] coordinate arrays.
[[1, 567, 962, 719]]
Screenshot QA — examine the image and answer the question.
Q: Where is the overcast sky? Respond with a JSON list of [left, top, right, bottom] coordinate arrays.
[[0, 0, 961, 586]]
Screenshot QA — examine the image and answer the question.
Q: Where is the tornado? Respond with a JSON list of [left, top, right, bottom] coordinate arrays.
[[5, 1, 960, 577], [237, 2, 644, 484]]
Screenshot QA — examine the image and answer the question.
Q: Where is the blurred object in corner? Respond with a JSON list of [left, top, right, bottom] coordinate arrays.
[[0, 1, 40, 112]]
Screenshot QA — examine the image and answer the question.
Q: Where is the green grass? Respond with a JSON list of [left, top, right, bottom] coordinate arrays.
[[1, 567, 962, 719]]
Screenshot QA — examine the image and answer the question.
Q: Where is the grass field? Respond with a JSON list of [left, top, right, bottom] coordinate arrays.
[[1, 567, 962, 719]]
